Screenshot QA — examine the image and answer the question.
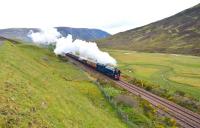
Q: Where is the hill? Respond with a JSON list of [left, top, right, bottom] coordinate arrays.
[[98, 3, 200, 56], [0, 27, 110, 43], [56, 27, 110, 41], [0, 41, 126, 128]]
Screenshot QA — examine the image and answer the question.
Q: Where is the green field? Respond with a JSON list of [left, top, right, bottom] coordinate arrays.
[[0, 41, 127, 128], [106, 49, 200, 101]]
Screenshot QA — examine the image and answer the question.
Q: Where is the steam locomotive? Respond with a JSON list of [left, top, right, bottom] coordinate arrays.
[[66, 53, 121, 80]]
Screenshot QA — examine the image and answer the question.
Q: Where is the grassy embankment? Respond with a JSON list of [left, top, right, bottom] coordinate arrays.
[[0, 41, 128, 128], [96, 79, 178, 128], [105, 49, 200, 112]]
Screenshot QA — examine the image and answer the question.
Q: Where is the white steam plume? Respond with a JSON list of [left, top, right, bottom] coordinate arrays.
[[28, 28, 61, 45], [28, 28, 117, 66], [54, 35, 116, 66]]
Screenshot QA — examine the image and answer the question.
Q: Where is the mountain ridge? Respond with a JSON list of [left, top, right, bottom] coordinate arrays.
[[0, 27, 110, 42], [97, 3, 200, 56]]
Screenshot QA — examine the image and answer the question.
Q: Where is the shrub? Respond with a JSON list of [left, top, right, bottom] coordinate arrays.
[[163, 117, 177, 127], [175, 90, 185, 96]]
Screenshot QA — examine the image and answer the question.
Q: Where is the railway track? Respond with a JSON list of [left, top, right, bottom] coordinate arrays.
[[117, 81, 200, 128], [65, 55, 200, 128]]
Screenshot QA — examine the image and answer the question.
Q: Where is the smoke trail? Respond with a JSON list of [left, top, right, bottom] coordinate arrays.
[[28, 28, 117, 66], [54, 35, 117, 66], [28, 28, 61, 45]]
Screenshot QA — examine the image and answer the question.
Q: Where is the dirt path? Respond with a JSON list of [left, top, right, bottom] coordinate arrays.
[[0, 36, 6, 46], [0, 40, 4, 46]]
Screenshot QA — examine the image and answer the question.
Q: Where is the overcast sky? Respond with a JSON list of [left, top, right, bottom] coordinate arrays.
[[0, 0, 199, 34]]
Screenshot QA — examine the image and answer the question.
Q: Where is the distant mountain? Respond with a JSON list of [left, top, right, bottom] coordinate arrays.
[[98, 3, 200, 56], [56, 27, 110, 41], [0, 28, 36, 42], [0, 27, 110, 42]]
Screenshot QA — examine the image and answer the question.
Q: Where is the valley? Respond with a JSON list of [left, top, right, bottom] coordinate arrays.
[[0, 1, 200, 127], [106, 49, 200, 101]]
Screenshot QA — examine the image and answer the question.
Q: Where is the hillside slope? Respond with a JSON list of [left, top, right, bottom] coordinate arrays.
[[98, 3, 200, 56], [0, 27, 110, 42], [0, 41, 126, 128], [56, 27, 110, 41]]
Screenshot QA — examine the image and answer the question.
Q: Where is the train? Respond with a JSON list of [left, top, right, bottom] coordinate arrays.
[[66, 53, 121, 80]]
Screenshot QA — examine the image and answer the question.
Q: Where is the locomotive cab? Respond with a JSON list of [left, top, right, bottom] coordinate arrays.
[[114, 68, 121, 80]]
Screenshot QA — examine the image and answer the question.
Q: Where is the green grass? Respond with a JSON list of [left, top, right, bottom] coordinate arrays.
[[97, 80, 178, 128], [0, 41, 127, 128], [105, 49, 200, 101]]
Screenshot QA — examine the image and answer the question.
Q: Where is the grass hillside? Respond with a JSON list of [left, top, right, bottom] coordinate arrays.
[[98, 3, 200, 56], [0, 41, 127, 128], [106, 49, 200, 102]]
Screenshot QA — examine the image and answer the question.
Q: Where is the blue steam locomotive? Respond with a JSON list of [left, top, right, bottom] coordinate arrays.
[[66, 53, 121, 80]]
